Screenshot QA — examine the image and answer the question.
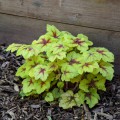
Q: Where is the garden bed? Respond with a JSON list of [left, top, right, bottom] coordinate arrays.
[[0, 44, 120, 120]]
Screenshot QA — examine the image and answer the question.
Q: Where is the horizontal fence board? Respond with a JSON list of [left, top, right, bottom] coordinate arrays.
[[0, 13, 120, 74], [0, 0, 120, 31]]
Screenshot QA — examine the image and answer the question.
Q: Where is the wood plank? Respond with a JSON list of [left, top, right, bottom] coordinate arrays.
[[0, 13, 120, 74], [0, 0, 120, 31]]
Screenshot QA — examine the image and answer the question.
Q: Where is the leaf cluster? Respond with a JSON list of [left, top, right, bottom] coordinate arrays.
[[6, 24, 114, 109]]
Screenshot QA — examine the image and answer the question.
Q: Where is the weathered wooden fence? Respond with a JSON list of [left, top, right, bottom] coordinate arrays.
[[0, 0, 120, 74]]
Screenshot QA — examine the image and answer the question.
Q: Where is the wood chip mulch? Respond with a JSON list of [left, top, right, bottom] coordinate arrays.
[[0, 44, 120, 120]]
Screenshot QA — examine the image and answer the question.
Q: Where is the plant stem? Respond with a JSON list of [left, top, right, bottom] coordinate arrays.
[[83, 103, 91, 120]]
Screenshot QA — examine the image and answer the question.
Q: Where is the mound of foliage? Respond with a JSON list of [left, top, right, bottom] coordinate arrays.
[[6, 25, 114, 109]]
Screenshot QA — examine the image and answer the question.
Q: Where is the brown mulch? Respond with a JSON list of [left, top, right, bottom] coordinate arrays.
[[0, 44, 120, 120]]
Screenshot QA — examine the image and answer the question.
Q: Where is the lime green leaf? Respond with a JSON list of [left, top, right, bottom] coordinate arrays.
[[99, 61, 114, 80], [78, 90, 85, 104], [52, 88, 61, 99], [34, 80, 50, 94], [66, 51, 82, 65], [34, 65, 49, 81], [78, 61, 99, 74], [59, 90, 76, 109], [32, 35, 53, 52], [74, 93, 83, 106], [83, 50, 101, 62], [85, 89, 100, 108], [79, 79, 90, 92], [16, 45, 40, 59], [48, 62, 58, 72], [91, 47, 114, 62], [16, 63, 30, 78], [47, 50, 66, 62], [61, 64, 79, 81], [46, 24, 61, 39], [57, 82, 64, 88], [79, 74, 106, 92], [45, 92, 54, 102], [22, 78, 35, 94], [6, 43, 23, 52]]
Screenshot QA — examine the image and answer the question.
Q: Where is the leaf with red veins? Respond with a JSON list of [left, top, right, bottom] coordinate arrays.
[[85, 88, 100, 108], [47, 50, 66, 62], [82, 50, 101, 62], [73, 38, 85, 46], [91, 47, 114, 62], [22, 78, 35, 94], [69, 59, 80, 65], [32, 35, 53, 52], [79, 74, 106, 92], [61, 65, 79, 81], [98, 61, 114, 80], [39, 38, 51, 47], [16, 63, 30, 78], [67, 51, 82, 65], [34, 79, 51, 94], [51, 42, 69, 54], [69, 37, 88, 52], [52, 31, 59, 38], [48, 62, 58, 72], [46, 24, 61, 38], [78, 62, 99, 74], [96, 50, 106, 55], [16, 45, 39, 59], [28, 79, 34, 86], [34, 65, 49, 81]]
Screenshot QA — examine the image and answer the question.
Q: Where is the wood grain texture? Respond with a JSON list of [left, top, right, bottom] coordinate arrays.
[[0, 13, 120, 74], [0, 0, 120, 31]]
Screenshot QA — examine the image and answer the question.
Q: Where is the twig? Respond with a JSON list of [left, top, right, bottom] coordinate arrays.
[[96, 112, 113, 120], [83, 103, 92, 120]]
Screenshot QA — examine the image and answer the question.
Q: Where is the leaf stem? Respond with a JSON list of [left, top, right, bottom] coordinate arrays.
[[83, 103, 91, 120]]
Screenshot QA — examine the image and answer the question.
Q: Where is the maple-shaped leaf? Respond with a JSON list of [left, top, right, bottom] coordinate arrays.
[[99, 61, 114, 80], [46, 24, 61, 39], [34, 79, 51, 94], [48, 62, 58, 72], [32, 35, 53, 52], [82, 50, 101, 62], [77, 34, 93, 45], [50, 42, 69, 54], [85, 88, 100, 108], [16, 45, 40, 59], [24, 56, 45, 77], [52, 88, 61, 99], [22, 78, 36, 94], [25, 55, 45, 65], [34, 65, 49, 81], [59, 90, 77, 109], [6, 43, 24, 52], [45, 92, 54, 102], [91, 47, 114, 62], [66, 51, 82, 66], [59, 90, 83, 109], [79, 74, 106, 92], [70, 75, 82, 83], [16, 63, 30, 78], [47, 50, 66, 62], [61, 64, 79, 81], [78, 61, 99, 74], [68, 34, 93, 53]]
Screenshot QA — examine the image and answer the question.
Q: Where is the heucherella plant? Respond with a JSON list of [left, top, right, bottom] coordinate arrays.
[[6, 24, 114, 109]]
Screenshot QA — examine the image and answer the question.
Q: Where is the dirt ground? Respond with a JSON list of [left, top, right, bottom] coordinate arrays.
[[0, 44, 120, 120]]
